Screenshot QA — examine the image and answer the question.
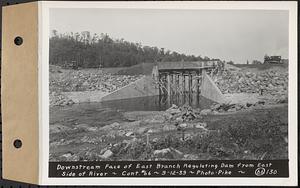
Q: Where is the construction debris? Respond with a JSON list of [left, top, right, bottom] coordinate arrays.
[[200, 100, 268, 115], [214, 70, 288, 99], [50, 70, 143, 93], [50, 67, 143, 106], [166, 104, 200, 122]]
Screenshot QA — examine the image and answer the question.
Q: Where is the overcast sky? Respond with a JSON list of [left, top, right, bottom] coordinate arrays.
[[50, 8, 288, 63]]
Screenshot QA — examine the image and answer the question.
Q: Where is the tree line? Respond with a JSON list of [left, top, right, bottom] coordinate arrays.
[[49, 30, 210, 68]]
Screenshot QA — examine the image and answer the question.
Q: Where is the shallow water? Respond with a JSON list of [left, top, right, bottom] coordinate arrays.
[[50, 94, 213, 127]]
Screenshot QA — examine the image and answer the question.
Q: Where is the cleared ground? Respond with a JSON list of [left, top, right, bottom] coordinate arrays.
[[49, 104, 288, 161]]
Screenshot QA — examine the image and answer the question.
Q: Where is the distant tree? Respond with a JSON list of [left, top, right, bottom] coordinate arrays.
[[264, 54, 269, 64], [252, 60, 262, 64], [204, 56, 210, 60], [51, 29, 58, 38], [247, 60, 249, 64], [227, 61, 234, 65]]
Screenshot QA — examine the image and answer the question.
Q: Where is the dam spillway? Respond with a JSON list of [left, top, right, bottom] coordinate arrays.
[[64, 60, 226, 104], [152, 61, 225, 103]]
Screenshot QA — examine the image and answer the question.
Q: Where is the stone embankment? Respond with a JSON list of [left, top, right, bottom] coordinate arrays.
[[214, 69, 288, 100], [50, 68, 143, 106]]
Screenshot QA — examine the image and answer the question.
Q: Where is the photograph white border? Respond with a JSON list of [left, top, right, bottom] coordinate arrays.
[[39, 1, 298, 186]]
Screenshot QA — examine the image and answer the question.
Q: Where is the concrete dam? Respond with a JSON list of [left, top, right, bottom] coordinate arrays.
[[65, 61, 226, 104]]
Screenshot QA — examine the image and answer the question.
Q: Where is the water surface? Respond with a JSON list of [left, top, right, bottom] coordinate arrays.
[[50, 94, 213, 127]]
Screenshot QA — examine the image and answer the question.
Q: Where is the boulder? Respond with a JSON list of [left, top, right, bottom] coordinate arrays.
[[87, 127, 98, 132], [200, 109, 212, 116], [101, 122, 120, 130], [153, 148, 172, 158], [125, 131, 134, 137], [163, 124, 177, 131], [62, 153, 72, 158], [195, 122, 207, 129], [166, 104, 181, 115], [175, 117, 184, 123], [179, 123, 187, 129], [152, 138, 159, 143], [50, 124, 72, 134], [62, 153, 80, 161], [211, 103, 221, 110], [100, 150, 113, 159], [110, 122, 120, 127], [170, 147, 184, 158], [167, 108, 181, 115], [183, 154, 199, 160], [153, 148, 183, 159], [117, 130, 126, 136], [144, 118, 165, 124], [227, 108, 236, 112], [183, 133, 193, 140]]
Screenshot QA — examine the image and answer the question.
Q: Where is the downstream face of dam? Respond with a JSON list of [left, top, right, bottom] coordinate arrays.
[[63, 60, 226, 105], [50, 60, 225, 134], [156, 68, 205, 96], [153, 61, 225, 104]]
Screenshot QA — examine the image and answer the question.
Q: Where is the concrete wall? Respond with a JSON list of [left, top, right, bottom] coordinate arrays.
[[63, 91, 109, 103], [64, 76, 159, 103], [64, 70, 225, 104], [200, 71, 225, 103], [101, 75, 159, 101]]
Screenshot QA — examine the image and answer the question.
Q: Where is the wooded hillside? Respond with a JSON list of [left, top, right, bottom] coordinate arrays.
[[49, 30, 208, 68]]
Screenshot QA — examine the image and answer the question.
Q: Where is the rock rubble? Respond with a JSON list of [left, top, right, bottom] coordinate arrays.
[[214, 70, 288, 99], [50, 70, 143, 93], [50, 68, 143, 106], [166, 104, 200, 122]]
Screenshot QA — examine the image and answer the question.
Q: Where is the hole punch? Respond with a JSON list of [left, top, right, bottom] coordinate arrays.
[[13, 139, 22, 149], [14, 36, 23, 45]]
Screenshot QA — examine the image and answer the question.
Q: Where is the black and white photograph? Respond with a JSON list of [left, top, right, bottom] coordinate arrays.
[[48, 7, 289, 164]]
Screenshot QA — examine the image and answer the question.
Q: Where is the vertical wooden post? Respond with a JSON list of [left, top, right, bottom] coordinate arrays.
[[167, 93, 171, 107], [161, 74, 165, 95], [179, 73, 183, 93], [158, 73, 161, 96], [192, 92, 197, 106], [200, 69, 206, 94], [190, 73, 192, 93], [192, 73, 197, 93], [196, 73, 199, 94], [173, 73, 177, 94], [183, 73, 186, 93], [165, 74, 169, 95], [189, 73, 192, 93], [202, 69, 206, 78], [167, 73, 171, 96], [179, 91, 184, 106], [176, 73, 179, 94], [185, 74, 189, 93]]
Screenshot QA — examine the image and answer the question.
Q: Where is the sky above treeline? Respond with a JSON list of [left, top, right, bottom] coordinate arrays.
[[50, 8, 288, 64]]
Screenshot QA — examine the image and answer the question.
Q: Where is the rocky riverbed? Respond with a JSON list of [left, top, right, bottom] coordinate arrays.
[[49, 103, 288, 161]]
